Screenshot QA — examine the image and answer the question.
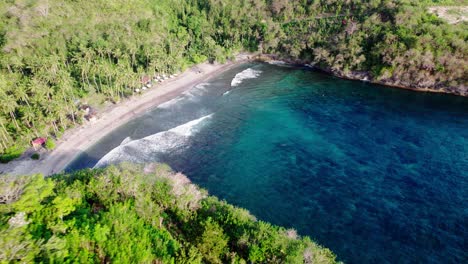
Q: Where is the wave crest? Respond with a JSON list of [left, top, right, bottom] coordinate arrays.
[[120, 137, 132, 145], [267, 60, 286, 65], [231, 68, 262, 87], [94, 114, 213, 168], [158, 83, 209, 109]]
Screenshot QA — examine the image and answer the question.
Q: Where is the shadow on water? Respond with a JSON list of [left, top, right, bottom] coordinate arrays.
[[65, 151, 101, 173]]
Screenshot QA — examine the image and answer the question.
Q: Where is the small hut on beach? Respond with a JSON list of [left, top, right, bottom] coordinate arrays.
[[32, 137, 46, 150]]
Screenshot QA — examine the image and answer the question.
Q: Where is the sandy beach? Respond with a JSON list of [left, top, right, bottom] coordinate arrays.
[[1, 54, 252, 176]]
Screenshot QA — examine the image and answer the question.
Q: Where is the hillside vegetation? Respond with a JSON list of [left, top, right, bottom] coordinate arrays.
[[428, 6, 468, 24], [0, 0, 466, 157], [0, 163, 338, 263]]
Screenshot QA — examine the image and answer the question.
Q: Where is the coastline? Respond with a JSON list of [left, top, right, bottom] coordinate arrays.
[[2, 52, 465, 177], [2, 54, 253, 176], [255, 54, 467, 97]]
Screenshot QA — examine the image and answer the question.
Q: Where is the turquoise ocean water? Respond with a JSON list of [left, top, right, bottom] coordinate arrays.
[[68, 63, 468, 263]]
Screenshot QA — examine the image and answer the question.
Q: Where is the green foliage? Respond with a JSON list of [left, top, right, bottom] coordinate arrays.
[[0, 146, 24, 163], [196, 218, 228, 263], [12, 175, 55, 214], [421, 0, 468, 6], [0, 0, 244, 154], [0, 163, 339, 263], [45, 139, 56, 150], [31, 153, 40, 160], [273, 0, 466, 92], [0, 226, 40, 262]]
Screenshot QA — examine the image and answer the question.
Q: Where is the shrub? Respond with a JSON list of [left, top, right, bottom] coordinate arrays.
[[45, 139, 56, 150], [196, 218, 228, 263], [0, 164, 339, 263], [0, 146, 25, 163], [31, 153, 40, 160]]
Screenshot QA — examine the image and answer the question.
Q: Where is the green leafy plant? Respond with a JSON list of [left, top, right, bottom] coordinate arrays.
[[0, 146, 25, 163], [0, 163, 339, 263], [45, 139, 56, 150]]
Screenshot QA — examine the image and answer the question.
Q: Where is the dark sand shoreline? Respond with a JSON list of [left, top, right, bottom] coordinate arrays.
[[3, 52, 465, 176], [2, 54, 254, 176]]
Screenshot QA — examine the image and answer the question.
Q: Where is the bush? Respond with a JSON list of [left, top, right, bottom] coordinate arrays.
[[31, 153, 40, 160], [196, 218, 228, 263], [45, 139, 56, 150], [0, 163, 339, 263], [0, 146, 25, 163]]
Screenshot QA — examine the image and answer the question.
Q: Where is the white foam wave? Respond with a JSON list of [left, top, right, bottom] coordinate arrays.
[[183, 83, 209, 98], [231, 68, 262, 87], [120, 136, 132, 145], [223, 91, 231, 96], [158, 83, 210, 109], [169, 114, 212, 137], [94, 114, 213, 168], [267, 60, 286, 65], [268, 60, 294, 68], [157, 96, 185, 109]]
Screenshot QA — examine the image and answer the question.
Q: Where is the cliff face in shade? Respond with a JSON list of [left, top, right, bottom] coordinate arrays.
[[257, 53, 467, 97]]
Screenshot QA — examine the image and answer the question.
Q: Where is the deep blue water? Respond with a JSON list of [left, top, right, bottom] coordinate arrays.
[[67, 63, 468, 263]]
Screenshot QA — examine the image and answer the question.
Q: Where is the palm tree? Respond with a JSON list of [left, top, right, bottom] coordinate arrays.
[[20, 106, 39, 137], [0, 116, 11, 150], [0, 94, 20, 130], [44, 115, 59, 135], [14, 84, 31, 107], [57, 69, 77, 124], [77, 47, 94, 89]]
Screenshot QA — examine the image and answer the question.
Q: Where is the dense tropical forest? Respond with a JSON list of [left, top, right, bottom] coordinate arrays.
[[0, 163, 338, 263], [0, 0, 466, 159]]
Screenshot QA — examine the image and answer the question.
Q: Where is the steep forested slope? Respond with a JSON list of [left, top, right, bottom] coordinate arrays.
[[0, 163, 338, 263], [265, 0, 467, 93], [0, 0, 466, 157]]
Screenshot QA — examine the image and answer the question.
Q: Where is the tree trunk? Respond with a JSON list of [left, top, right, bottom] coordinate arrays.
[[52, 121, 59, 134], [0, 127, 9, 146], [10, 112, 20, 130]]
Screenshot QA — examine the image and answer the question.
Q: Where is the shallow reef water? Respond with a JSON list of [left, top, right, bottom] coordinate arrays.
[[68, 63, 468, 264]]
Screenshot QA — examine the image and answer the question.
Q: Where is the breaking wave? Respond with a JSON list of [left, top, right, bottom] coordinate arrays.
[[157, 83, 210, 109], [267, 60, 286, 65], [267, 60, 294, 68], [182, 83, 210, 98], [231, 68, 262, 87], [94, 114, 213, 168], [120, 137, 132, 145], [157, 96, 185, 109]]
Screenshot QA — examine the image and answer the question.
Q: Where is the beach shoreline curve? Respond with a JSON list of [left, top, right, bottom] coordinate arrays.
[[2, 53, 253, 176]]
